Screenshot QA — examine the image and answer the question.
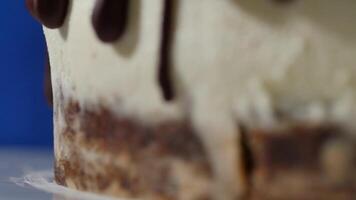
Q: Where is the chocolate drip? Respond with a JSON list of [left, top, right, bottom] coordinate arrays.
[[92, 0, 130, 42], [44, 53, 53, 106], [25, 0, 69, 29], [272, 0, 296, 4], [158, 0, 176, 101]]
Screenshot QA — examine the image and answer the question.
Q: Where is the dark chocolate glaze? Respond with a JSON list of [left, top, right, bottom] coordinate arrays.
[[158, 0, 176, 101], [44, 53, 53, 106], [26, 0, 69, 29], [272, 0, 296, 4], [92, 0, 130, 42]]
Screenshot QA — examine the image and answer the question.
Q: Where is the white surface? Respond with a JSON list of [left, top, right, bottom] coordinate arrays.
[[16, 171, 127, 200], [0, 148, 53, 200], [0, 149, 217, 200], [0, 148, 130, 200]]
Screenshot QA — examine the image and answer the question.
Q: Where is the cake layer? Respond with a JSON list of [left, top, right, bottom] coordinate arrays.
[[248, 125, 356, 199], [55, 100, 356, 200], [55, 101, 214, 200]]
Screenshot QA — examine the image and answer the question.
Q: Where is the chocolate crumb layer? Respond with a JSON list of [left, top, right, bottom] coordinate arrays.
[[55, 99, 356, 199], [248, 125, 356, 199], [55, 100, 213, 200]]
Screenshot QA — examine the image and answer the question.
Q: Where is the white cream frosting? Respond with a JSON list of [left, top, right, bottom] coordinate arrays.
[[174, 0, 356, 129], [46, 0, 183, 125], [46, 0, 356, 199]]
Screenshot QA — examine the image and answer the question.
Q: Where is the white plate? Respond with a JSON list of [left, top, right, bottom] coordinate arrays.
[[0, 148, 131, 200]]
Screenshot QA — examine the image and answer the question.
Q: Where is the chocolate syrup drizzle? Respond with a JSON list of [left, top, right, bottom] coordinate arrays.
[[44, 54, 53, 105], [158, 0, 175, 101], [26, 0, 176, 102], [273, 0, 295, 4], [92, 0, 130, 43], [26, 0, 69, 29]]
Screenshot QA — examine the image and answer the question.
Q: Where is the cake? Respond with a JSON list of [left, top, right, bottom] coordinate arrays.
[[27, 0, 356, 199]]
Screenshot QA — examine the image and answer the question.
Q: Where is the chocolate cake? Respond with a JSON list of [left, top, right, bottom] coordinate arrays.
[[27, 0, 356, 199]]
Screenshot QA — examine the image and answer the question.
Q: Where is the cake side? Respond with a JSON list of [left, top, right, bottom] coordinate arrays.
[[37, 0, 356, 199]]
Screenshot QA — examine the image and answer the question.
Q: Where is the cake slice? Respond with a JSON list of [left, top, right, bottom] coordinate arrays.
[[27, 0, 356, 199]]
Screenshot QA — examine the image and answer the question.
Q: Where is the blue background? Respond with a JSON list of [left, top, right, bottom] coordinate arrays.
[[0, 1, 52, 147]]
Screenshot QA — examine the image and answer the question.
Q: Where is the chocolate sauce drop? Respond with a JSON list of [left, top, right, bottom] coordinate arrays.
[[92, 0, 130, 42], [158, 0, 176, 101], [25, 0, 69, 29]]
